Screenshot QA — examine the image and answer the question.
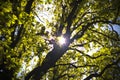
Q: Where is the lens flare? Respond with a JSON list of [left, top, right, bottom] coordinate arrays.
[[58, 36, 66, 45]]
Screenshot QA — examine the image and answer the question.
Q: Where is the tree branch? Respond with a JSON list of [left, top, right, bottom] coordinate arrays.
[[109, 24, 119, 39], [10, 0, 34, 48], [72, 11, 97, 31], [92, 39, 105, 47], [71, 42, 90, 47], [25, 0, 34, 14], [113, 5, 120, 23], [69, 48, 107, 59], [10, 25, 24, 48], [65, 0, 83, 37], [89, 29, 119, 41], [70, 22, 92, 43], [56, 5, 66, 36], [54, 63, 97, 69], [53, 62, 98, 80], [25, 43, 70, 80], [84, 58, 120, 80], [70, 19, 120, 43]]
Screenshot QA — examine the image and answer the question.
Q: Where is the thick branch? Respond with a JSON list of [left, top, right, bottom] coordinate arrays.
[[57, 5, 65, 36], [25, 43, 70, 80], [70, 22, 91, 43], [25, 0, 34, 14], [65, 0, 83, 37]]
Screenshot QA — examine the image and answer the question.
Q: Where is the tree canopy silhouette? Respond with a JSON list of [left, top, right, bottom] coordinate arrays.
[[0, 0, 120, 80]]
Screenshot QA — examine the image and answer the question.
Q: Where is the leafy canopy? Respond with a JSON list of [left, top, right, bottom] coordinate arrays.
[[0, 0, 120, 80]]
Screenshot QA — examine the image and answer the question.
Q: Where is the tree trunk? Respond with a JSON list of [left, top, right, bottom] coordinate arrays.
[[25, 44, 69, 80]]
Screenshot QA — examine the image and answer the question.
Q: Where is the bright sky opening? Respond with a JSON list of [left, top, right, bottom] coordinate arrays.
[[58, 36, 66, 45]]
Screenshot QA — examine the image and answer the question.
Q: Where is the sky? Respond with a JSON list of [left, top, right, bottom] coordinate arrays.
[[113, 25, 120, 34]]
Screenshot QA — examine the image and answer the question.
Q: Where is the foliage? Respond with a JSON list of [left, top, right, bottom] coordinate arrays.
[[0, 0, 46, 80], [0, 0, 120, 80]]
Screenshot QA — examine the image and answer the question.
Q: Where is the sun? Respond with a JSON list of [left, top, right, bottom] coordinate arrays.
[[57, 36, 66, 45]]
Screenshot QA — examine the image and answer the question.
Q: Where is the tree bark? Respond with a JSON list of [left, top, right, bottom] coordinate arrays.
[[25, 0, 83, 80], [25, 43, 69, 80]]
